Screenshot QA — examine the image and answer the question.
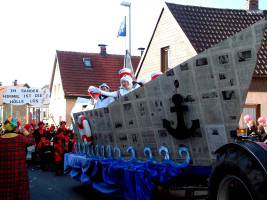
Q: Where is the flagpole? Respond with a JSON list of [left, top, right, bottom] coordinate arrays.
[[120, 2, 131, 55], [124, 50, 126, 68], [129, 3, 131, 56], [125, 36, 127, 61]]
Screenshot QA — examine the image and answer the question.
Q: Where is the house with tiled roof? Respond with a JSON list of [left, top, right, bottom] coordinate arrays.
[[49, 45, 141, 126], [0, 81, 30, 125], [136, 0, 267, 128]]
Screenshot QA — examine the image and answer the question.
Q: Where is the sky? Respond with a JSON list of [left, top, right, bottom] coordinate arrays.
[[0, 0, 266, 88]]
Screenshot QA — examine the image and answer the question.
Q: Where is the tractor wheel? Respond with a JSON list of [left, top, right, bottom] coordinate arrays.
[[208, 147, 267, 200]]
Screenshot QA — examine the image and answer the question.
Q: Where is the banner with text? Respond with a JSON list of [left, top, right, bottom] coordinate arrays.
[[2, 86, 50, 106]]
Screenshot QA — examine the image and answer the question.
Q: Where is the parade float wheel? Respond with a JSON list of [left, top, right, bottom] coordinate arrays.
[[208, 147, 267, 200]]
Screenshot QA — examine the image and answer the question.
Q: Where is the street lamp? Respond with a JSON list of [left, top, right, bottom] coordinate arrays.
[[120, 1, 131, 55]]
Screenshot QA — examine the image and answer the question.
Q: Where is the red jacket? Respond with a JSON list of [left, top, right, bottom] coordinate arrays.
[[54, 142, 65, 162]]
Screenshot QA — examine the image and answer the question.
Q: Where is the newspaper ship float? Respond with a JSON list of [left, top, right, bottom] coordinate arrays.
[[65, 19, 267, 199]]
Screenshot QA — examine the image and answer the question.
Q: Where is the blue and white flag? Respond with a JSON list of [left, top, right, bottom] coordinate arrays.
[[118, 16, 126, 37]]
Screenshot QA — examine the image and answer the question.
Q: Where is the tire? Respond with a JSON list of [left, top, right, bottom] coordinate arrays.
[[208, 147, 267, 200]]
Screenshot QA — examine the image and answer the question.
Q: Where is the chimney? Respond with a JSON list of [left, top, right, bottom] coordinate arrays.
[[244, 0, 258, 11], [13, 80, 17, 86], [138, 47, 145, 57], [98, 44, 108, 56]]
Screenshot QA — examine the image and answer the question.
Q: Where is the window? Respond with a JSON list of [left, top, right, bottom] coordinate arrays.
[[83, 58, 92, 68], [239, 104, 260, 128], [43, 110, 47, 119], [57, 84, 60, 98], [161, 47, 169, 73], [54, 85, 57, 99]]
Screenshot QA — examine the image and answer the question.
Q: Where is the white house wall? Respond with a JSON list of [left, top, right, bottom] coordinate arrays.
[[49, 60, 66, 126]]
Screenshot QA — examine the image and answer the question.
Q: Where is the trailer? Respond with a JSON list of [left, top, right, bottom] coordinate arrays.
[[65, 18, 267, 200]]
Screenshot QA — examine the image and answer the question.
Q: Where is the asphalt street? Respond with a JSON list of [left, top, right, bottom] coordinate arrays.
[[27, 164, 206, 200], [28, 164, 125, 200]]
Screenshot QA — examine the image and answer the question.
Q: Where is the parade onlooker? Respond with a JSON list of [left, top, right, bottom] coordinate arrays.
[[47, 124, 56, 140], [53, 134, 65, 176], [59, 121, 67, 134], [244, 114, 252, 128], [0, 117, 35, 200], [247, 120, 258, 136], [258, 125, 267, 142], [39, 139, 54, 171], [257, 116, 266, 127], [0, 122, 3, 135], [24, 124, 31, 132], [33, 121, 46, 146], [36, 137, 46, 170], [68, 131, 75, 153], [33, 121, 47, 166]]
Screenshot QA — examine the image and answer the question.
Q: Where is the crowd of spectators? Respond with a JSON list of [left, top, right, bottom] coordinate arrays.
[[244, 115, 267, 142], [30, 121, 75, 175]]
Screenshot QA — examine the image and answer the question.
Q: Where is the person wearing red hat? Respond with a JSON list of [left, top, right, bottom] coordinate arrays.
[[59, 120, 67, 135], [33, 121, 46, 146], [24, 124, 31, 132], [33, 121, 47, 166], [37, 138, 53, 171], [151, 71, 163, 80], [47, 124, 56, 140], [84, 87, 101, 111], [0, 117, 35, 200], [119, 68, 133, 79], [119, 68, 142, 89], [53, 128, 68, 175], [90, 74, 139, 99]]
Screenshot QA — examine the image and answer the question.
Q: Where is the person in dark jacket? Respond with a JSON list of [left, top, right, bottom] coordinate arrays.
[[247, 120, 258, 136], [39, 139, 54, 171], [33, 121, 46, 166], [258, 125, 267, 142], [33, 121, 46, 146]]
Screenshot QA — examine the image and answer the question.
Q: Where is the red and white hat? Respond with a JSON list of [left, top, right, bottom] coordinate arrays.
[[88, 86, 101, 96], [139, 78, 147, 85], [119, 68, 132, 79], [151, 71, 163, 80], [120, 75, 133, 88]]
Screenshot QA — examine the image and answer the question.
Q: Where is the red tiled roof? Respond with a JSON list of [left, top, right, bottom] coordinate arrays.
[[0, 84, 30, 103], [56, 51, 140, 97], [166, 3, 267, 75], [256, 27, 267, 75]]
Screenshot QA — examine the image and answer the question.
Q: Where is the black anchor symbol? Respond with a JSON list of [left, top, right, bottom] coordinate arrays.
[[162, 94, 200, 139]]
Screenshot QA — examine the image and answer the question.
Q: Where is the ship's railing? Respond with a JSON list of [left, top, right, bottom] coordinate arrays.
[[74, 142, 191, 168]]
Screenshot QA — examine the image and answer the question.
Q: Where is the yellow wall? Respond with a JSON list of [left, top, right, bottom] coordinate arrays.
[[137, 8, 197, 81], [66, 98, 77, 127], [2, 104, 28, 125], [246, 77, 267, 118]]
